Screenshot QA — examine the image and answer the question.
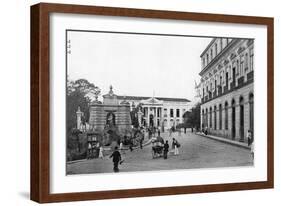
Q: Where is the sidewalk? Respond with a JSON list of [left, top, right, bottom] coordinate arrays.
[[196, 132, 250, 150]]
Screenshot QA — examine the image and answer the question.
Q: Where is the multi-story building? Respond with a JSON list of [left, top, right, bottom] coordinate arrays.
[[116, 95, 190, 130], [199, 38, 254, 142]]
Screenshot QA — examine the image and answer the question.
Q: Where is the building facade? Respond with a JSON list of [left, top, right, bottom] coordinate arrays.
[[199, 38, 254, 142], [116, 95, 190, 130], [87, 86, 132, 135]]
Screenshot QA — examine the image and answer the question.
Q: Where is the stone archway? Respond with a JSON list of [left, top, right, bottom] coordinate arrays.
[[231, 99, 236, 139], [239, 96, 245, 141], [249, 93, 254, 136]]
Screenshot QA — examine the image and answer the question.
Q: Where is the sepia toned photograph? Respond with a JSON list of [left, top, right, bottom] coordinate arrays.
[[65, 30, 254, 175]]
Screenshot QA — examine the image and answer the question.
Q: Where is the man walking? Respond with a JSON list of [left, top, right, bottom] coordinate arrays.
[[110, 146, 122, 172], [163, 140, 169, 159]]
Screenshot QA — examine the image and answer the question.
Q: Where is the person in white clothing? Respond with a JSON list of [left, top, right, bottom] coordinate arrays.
[[172, 138, 179, 155], [99, 146, 104, 159]]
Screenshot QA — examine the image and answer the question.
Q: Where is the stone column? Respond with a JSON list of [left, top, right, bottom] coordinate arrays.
[[147, 107, 150, 126], [137, 109, 143, 127], [154, 107, 157, 127], [76, 106, 83, 130], [235, 103, 240, 141]]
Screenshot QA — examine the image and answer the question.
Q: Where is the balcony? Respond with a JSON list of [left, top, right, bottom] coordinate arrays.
[[238, 76, 245, 87], [247, 71, 254, 82], [218, 86, 222, 96]]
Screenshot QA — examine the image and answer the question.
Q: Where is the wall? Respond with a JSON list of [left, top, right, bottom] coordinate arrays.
[[0, 0, 280, 206]]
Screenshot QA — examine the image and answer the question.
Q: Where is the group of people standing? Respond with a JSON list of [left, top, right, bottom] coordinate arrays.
[[109, 127, 182, 172], [163, 137, 180, 159]]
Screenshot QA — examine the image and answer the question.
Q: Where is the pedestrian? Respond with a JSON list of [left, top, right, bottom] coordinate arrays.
[[148, 128, 152, 139], [191, 127, 194, 133], [172, 138, 180, 155], [158, 129, 160, 137], [247, 130, 252, 146], [110, 146, 122, 172], [184, 127, 186, 134], [163, 140, 169, 159], [250, 137, 254, 160], [129, 139, 133, 152], [169, 127, 172, 137], [247, 130, 254, 160], [87, 142, 92, 159], [99, 145, 104, 159]]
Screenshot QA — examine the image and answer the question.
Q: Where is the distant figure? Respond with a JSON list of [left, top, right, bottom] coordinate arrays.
[[191, 127, 194, 133], [204, 126, 208, 135], [163, 140, 169, 159], [247, 130, 252, 146], [247, 130, 254, 160], [99, 146, 104, 159], [184, 127, 187, 134], [129, 139, 134, 152], [87, 142, 92, 159], [110, 146, 122, 172], [139, 138, 143, 149], [172, 138, 180, 155], [169, 127, 172, 137]]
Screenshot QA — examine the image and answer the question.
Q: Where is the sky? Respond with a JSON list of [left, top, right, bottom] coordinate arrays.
[[67, 31, 211, 103]]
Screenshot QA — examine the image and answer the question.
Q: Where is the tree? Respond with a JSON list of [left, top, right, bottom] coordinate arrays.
[[66, 78, 101, 140], [185, 103, 201, 130], [130, 103, 143, 128]]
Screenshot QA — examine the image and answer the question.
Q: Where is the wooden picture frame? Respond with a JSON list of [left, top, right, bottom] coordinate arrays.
[[31, 2, 274, 203]]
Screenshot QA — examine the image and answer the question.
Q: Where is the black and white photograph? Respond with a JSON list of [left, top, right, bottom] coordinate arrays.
[[65, 30, 254, 175]]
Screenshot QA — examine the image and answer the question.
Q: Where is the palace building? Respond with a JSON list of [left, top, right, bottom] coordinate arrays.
[[78, 86, 190, 134], [116, 95, 190, 130], [199, 38, 254, 142]]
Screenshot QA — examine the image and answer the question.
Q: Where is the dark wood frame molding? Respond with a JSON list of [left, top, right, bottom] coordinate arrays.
[[31, 3, 274, 203]]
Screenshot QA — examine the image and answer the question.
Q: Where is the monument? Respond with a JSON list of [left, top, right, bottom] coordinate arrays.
[[86, 85, 132, 145]]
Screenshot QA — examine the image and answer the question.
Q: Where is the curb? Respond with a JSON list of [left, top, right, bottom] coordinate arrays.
[[67, 138, 153, 164], [196, 133, 250, 150]]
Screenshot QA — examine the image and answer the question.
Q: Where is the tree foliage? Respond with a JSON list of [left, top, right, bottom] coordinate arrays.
[[185, 102, 201, 129], [130, 103, 143, 128], [66, 78, 101, 147]]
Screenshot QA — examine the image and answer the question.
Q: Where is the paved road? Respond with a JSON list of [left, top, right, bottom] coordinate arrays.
[[66, 132, 253, 175]]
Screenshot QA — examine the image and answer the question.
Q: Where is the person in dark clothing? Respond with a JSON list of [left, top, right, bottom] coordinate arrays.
[[110, 146, 122, 172], [163, 140, 169, 159], [139, 138, 143, 149], [129, 139, 134, 152]]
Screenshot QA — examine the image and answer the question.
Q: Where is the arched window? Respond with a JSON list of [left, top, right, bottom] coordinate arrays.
[[250, 48, 254, 71], [249, 93, 254, 134], [239, 96, 245, 141], [206, 108, 208, 128], [206, 54, 209, 64], [236, 60, 240, 76], [231, 99, 236, 139], [225, 101, 228, 130], [245, 53, 249, 70], [219, 104, 222, 130], [214, 105, 217, 130], [210, 107, 212, 128], [202, 110, 205, 128], [215, 43, 218, 56], [210, 49, 213, 60]]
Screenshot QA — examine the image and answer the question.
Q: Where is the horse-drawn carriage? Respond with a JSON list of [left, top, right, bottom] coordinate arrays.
[[151, 136, 164, 158]]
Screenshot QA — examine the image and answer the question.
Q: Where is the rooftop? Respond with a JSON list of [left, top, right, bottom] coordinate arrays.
[[116, 95, 190, 103]]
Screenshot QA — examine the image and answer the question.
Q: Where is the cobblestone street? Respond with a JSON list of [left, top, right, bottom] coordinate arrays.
[[67, 131, 253, 174]]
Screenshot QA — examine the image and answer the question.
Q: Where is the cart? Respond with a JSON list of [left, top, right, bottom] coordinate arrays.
[[151, 136, 164, 159]]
